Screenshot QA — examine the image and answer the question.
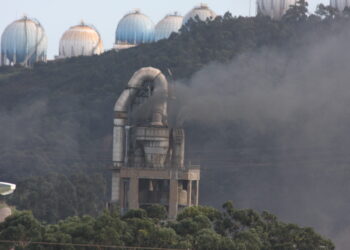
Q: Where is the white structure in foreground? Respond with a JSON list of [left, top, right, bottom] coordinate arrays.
[[0, 182, 16, 196]]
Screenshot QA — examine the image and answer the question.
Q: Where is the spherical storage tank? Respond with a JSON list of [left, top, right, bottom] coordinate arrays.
[[183, 4, 216, 25], [330, 0, 350, 11], [155, 13, 183, 41], [1, 16, 47, 66], [115, 10, 155, 46], [257, 0, 297, 19], [59, 22, 104, 58]]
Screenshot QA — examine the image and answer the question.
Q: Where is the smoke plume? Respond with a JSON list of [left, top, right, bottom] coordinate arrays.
[[172, 26, 350, 248]]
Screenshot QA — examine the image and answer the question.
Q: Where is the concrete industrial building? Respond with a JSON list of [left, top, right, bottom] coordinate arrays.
[[110, 67, 200, 219], [1, 16, 47, 67], [256, 0, 297, 19]]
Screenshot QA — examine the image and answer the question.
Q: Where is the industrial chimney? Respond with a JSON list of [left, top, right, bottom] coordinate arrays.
[[110, 67, 200, 219]]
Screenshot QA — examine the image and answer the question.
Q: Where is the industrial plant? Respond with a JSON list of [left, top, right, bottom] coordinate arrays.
[[111, 67, 200, 218], [2, 1, 349, 67]]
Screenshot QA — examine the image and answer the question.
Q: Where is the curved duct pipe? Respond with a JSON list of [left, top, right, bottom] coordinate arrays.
[[113, 67, 169, 167]]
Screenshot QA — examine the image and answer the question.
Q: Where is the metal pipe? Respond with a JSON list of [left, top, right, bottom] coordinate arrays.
[[113, 67, 169, 166]]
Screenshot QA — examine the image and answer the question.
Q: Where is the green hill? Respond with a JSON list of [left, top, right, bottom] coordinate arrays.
[[0, 13, 294, 221], [0, 3, 349, 248]]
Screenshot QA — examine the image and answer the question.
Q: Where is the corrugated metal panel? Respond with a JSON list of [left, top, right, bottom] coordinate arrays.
[[183, 4, 216, 25], [257, 0, 297, 19], [330, 0, 350, 11], [59, 23, 104, 58], [155, 14, 183, 41], [115, 10, 155, 45], [1, 16, 47, 65]]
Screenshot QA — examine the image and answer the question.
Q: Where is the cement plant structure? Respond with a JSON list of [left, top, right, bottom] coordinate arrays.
[[111, 67, 200, 219]]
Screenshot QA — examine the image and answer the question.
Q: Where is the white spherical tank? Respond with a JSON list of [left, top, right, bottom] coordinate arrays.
[[183, 4, 216, 25], [155, 13, 183, 41], [1, 16, 47, 67], [257, 0, 297, 19], [330, 0, 350, 11], [59, 22, 104, 58]]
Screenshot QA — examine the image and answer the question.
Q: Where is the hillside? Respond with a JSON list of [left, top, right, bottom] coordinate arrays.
[[0, 13, 294, 220], [0, 1, 349, 246]]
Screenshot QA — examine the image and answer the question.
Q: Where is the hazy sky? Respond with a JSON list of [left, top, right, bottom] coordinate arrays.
[[1, 0, 328, 59]]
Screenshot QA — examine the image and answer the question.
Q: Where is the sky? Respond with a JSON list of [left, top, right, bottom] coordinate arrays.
[[1, 0, 328, 59]]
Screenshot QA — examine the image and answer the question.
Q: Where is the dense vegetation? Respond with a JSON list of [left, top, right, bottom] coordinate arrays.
[[0, 202, 334, 249], [0, 1, 349, 247]]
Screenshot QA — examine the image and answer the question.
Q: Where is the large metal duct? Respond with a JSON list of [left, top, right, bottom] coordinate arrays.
[[113, 67, 169, 167]]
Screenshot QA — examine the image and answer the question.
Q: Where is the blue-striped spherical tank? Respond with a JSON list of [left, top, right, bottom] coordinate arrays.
[[1, 16, 48, 66], [183, 4, 216, 25], [115, 10, 155, 45], [155, 13, 183, 41]]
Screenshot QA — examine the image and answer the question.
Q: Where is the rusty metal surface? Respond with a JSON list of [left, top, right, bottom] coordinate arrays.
[[59, 22, 104, 58]]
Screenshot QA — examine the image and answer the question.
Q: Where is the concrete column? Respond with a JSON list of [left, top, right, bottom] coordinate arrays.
[[111, 170, 120, 203], [129, 177, 139, 209], [187, 180, 192, 206], [169, 179, 179, 219], [120, 179, 126, 212], [195, 181, 200, 206]]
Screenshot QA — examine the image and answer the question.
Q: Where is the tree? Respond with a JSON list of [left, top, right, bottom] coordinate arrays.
[[315, 4, 339, 20], [283, 0, 309, 22], [145, 204, 167, 221], [0, 211, 44, 250]]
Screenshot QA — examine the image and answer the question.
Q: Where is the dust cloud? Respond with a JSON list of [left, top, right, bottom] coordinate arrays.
[[172, 26, 350, 248]]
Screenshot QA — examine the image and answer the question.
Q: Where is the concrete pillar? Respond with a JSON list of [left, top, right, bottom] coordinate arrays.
[[195, 181, 200, 206], [111, 170, 120, 203], [129, 177, 139, 209], [187, 180, 192, 206], [169, 179, 179, 219], [120, 178, 126, 212]]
